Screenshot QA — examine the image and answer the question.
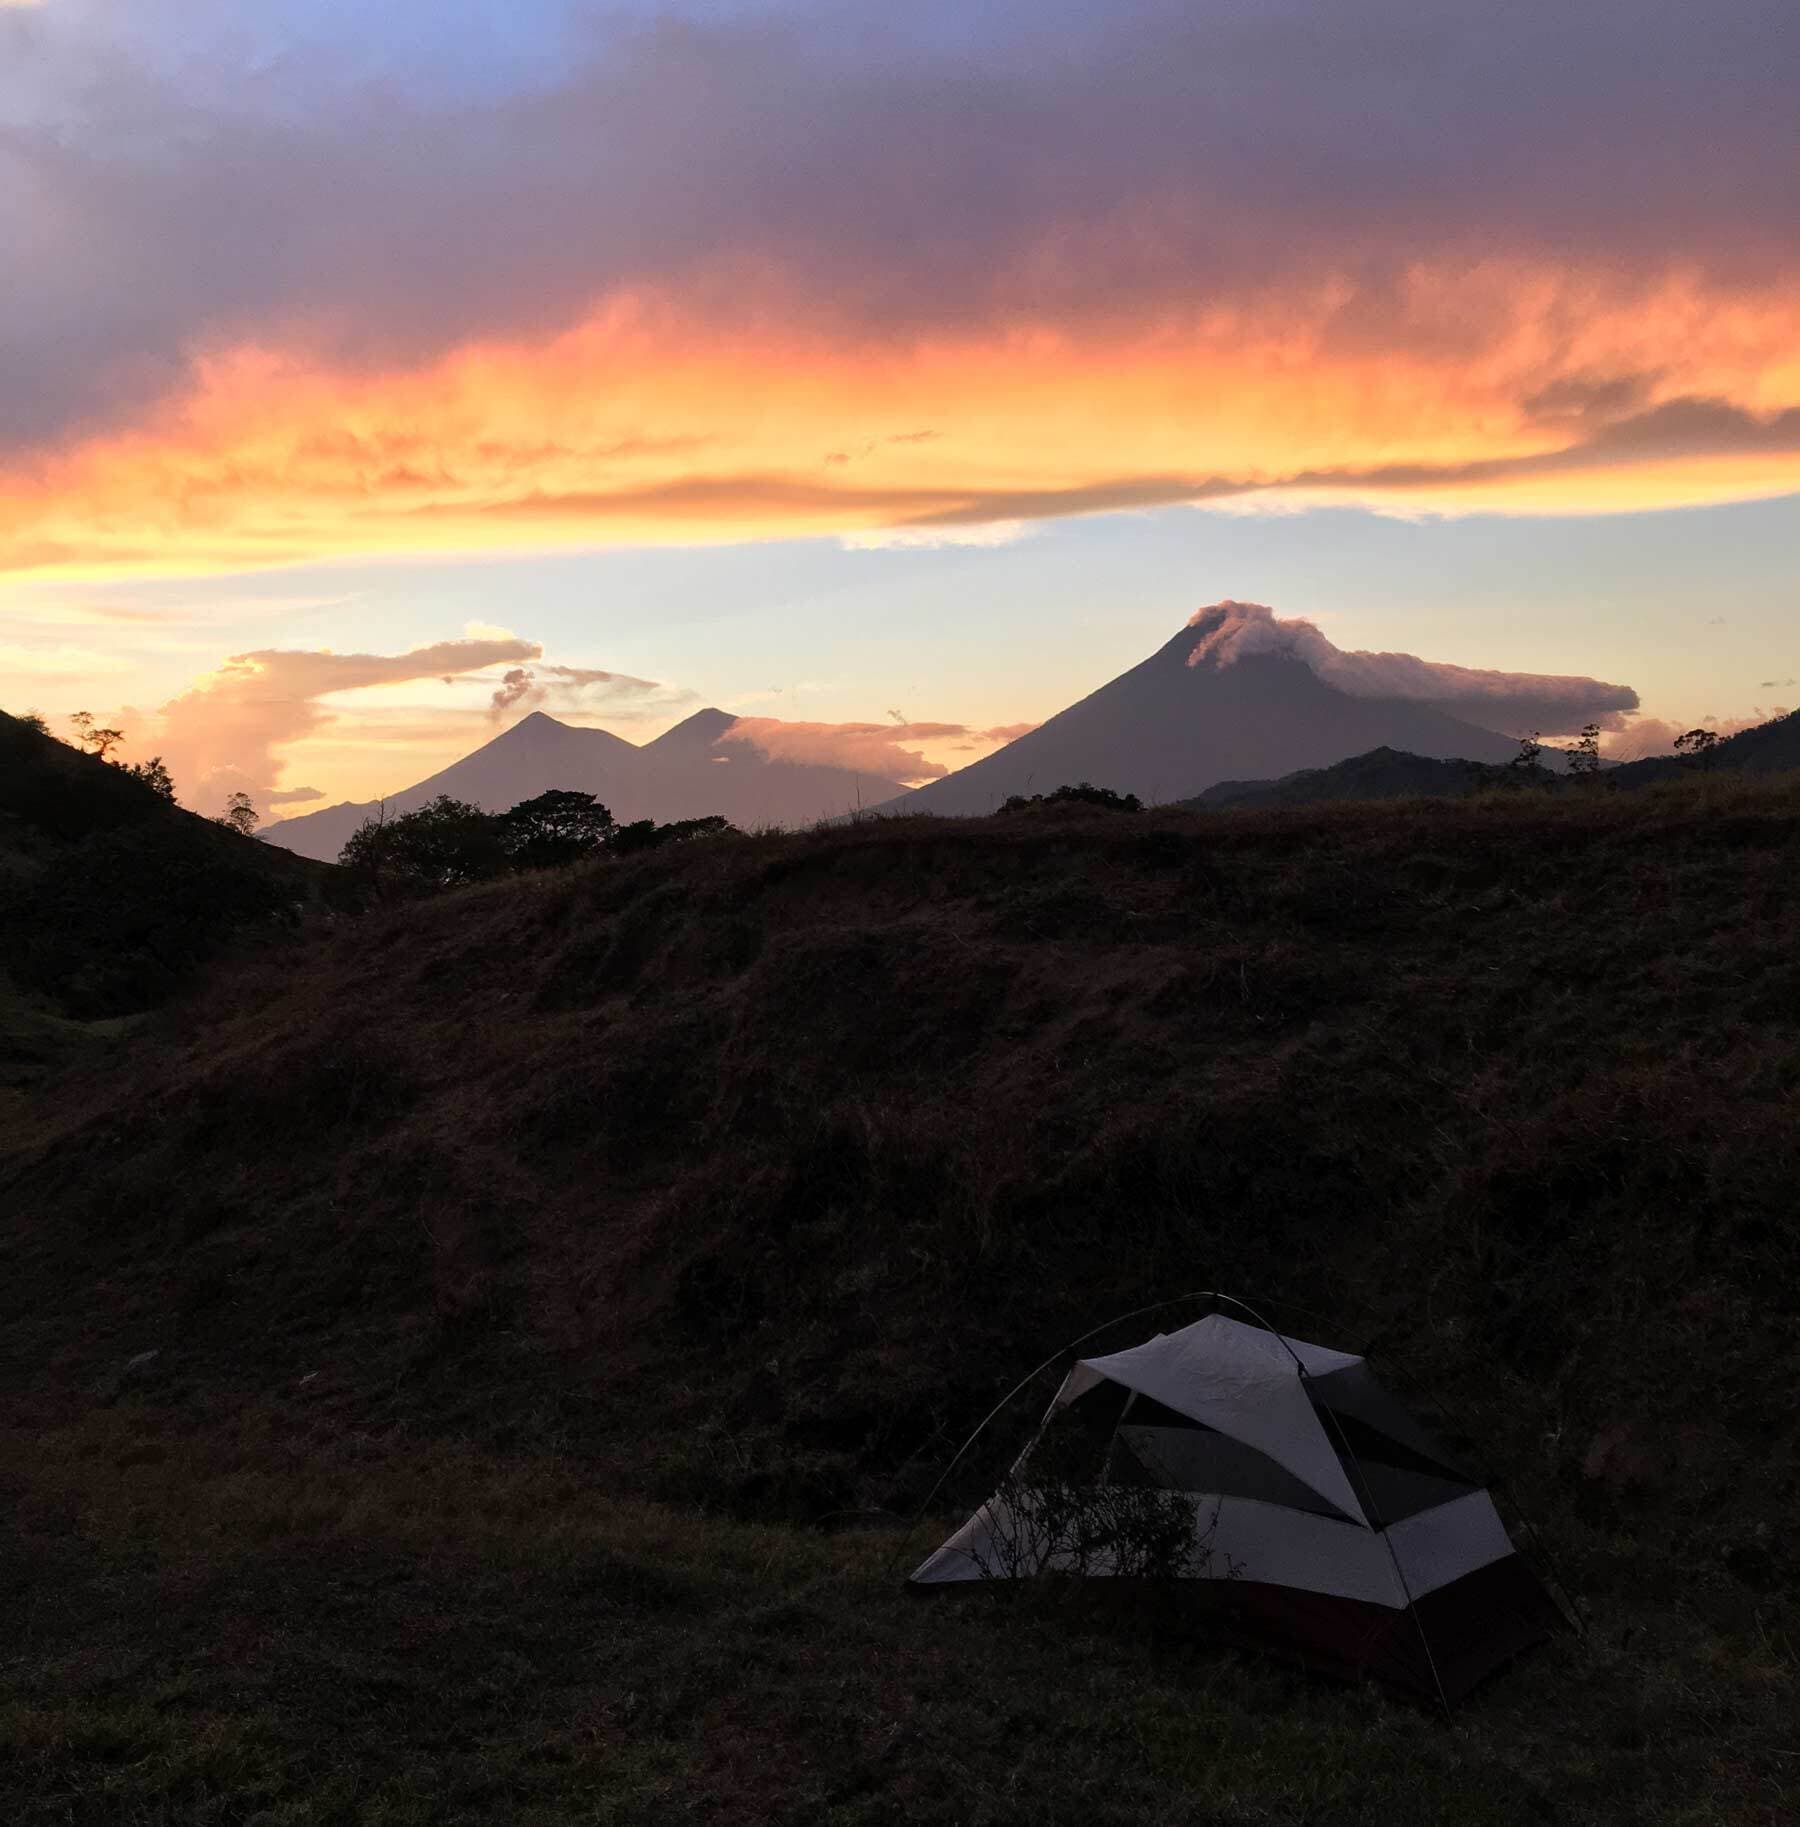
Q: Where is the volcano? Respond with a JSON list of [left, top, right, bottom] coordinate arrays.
[[884, 608, 1543, 814], [262, 709, 904, 861]]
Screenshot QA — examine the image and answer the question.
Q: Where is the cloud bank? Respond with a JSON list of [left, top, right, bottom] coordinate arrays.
[[1186, 602, 1639, 737], [109, 627, 1027, 811], [720, 719, 959, 783], [133, 634, 540, 812], [721, 715, 1036, 784], [2, 2, 1799, 572]]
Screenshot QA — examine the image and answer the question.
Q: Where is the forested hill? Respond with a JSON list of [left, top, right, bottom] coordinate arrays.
[[1183, 709, 1800, 811], [0, 709, 326, 1023], [1608, 704, 1800, 785]]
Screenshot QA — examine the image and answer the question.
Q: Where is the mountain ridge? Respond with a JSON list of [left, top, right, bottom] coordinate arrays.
[[1186, 709, 1800, 811], [264, 707, 906, 861]]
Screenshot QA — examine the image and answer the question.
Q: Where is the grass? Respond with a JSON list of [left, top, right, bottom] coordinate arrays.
[[3, 775, 1799, 1820], [4, 1406, 1792, 1825]]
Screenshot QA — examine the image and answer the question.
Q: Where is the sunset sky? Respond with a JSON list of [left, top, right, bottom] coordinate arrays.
[[3, 0, 1797, 814]]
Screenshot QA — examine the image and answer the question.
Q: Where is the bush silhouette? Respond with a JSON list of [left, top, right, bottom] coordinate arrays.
[[499, 789, 616, 869], [341, 796, 509, 892], [1002, 782, 1143, 814], [341, 793, 736, 887]]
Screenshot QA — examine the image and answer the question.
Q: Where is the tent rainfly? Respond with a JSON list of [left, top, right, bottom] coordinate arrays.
[[910, 1310, 1567, 1705]]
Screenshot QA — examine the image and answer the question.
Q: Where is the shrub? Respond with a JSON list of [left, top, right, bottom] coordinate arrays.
[[1002, 782, 1143, 814], [971, 1426, 1228, 1586], [1564, 723, 1603, 781], [499, 790, 616, 869], [340, 796, 509, 891]]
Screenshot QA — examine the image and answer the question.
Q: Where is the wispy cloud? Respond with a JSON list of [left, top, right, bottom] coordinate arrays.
[[487, 662, 673, 719], [0, 640, 138, 677]]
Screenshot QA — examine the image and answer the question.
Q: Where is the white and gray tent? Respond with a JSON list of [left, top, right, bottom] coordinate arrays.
[[910, 1308, 1566, 1705]]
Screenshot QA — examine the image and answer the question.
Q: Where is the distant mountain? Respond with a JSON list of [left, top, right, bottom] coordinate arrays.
[[1184, 708, 1800, 812], [880, 614, 1521, 815], [1188, 747, 1486, 811], [1605, 707, 1800, 787], [264, 709, 904, 862]]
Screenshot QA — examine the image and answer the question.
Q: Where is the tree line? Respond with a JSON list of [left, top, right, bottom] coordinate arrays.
[[19, 710, 261, 832], [338, 791, 735, 892], [1504, 722, 1721, 782]]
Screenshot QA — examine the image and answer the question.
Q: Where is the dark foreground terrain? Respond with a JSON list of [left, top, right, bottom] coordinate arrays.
[[3, 778, 1796, 1823]]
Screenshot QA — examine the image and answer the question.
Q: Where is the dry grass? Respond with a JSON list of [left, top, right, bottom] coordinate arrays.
[[3, 775, 1798, 1820], [4, 1405, 1793, 1825]]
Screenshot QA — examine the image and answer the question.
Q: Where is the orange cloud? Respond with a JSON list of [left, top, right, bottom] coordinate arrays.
[[129, 635, 539, 814], [7, 3, 1800, 579], [4, 261, 1800, 580]]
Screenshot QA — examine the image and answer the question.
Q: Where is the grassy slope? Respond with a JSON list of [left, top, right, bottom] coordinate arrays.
[[3, 779, 1798, 1822], [0, 710, 327, 1029]]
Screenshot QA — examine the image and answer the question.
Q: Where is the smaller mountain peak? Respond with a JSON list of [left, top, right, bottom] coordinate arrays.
[[646, 707, 741, 749], [492, 709, 573, 743]]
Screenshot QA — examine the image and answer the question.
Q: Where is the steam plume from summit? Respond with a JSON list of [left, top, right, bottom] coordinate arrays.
[[1186, 603, 1638, 737]]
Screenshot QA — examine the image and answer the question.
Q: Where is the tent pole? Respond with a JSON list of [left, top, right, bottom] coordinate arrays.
[[1349, 1333, 1585, 1640], [897, 1288, 1365, 1577], [1213, 1293, 1456, 1718], [889, 1290, 1225, 1576], [1308, 1384, 1456, 1722]]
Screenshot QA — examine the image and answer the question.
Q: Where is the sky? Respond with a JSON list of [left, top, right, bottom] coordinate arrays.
[[2, 0, 1797, 814]]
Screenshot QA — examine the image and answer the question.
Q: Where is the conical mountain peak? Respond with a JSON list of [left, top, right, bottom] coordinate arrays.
[[646, 707, 741, 749], [886, 610, 1522, 815]]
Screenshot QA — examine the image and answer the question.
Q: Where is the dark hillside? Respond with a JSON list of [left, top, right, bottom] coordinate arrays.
[[2, 777, 1796, 1820], [0, 709, 327, 1028], [1189, 712, 1800, 812], [4, 778, 1795, 1527], [1609, 705, 1800, 786], [1189, 745, 1484, 810]]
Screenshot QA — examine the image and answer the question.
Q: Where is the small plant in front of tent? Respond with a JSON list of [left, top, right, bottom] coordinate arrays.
[[970, 1422, 1236, 1588]]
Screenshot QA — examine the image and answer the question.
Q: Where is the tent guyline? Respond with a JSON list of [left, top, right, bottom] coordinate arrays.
[[907, 1294, 1569, 1709]]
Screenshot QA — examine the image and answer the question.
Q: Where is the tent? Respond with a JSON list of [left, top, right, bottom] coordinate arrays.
[[910, 1307, 1567, 1706]]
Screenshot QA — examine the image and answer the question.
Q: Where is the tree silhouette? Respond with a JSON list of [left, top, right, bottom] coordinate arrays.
[[499, 789, 615, 869], [1508, 731, 1545, 781], [1564, 723, 1603, 780], [217, 791, 260, 837], [339, 796, 505, 889], [69, 710, 125, 760], [1673, 728, 1721, 770], [125, 756, 176, 800], [1002, 782, 1142, 813]]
